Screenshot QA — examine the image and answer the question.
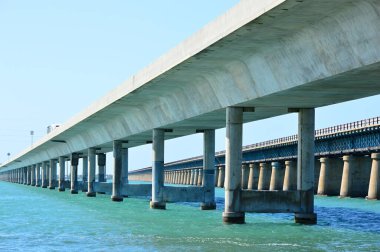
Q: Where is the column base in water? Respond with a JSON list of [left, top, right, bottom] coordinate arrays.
[[200, 202, 216, 210], [222, 212, 245, 224], [365, 196, 378, 200], [294, 213, 317, 224], [48, 186, 55, 190], [150, 201, 166, 210], [111, 195, 124, 202], [42, 185, 47, 189], [86, 192, 96, 197], [97, 192, 106, 195], [82, 188, 88, 192], [36, 185, 41, 187], [58, 187, 65, 192], [70, 189, 78, 194]]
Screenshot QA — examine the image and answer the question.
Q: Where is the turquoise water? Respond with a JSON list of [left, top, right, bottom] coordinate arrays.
[[0, 182, 379, 251]]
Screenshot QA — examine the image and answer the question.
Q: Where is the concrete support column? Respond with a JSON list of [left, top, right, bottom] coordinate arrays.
[[111, 140, 123, 202], [87, 148, 96, 197], [215, 166, 220, 187], [194, 169, 199, 185], [340, 155, 353, 198], [190, 169, 194, 185], [283, 160, 297, 191], [217, 166, 225, 188], [35, 163, 41, 187], [70, 153, 79, 194], [150, 128, 166, 209], [258, 163, 269, 190], [367, 153, 380, 200], [223, 107, 244, 224], [58, 157, 65, 192], [27, 166, 31, 185], [269, 162, 283, 191], [198, 168, 203, 186], [317, 157, 328, 195], [295, 108, 317, 224], [201, 129, 216, 210], [97, 153, 106, 182], [186, 170, 191, 185], [241, 164, 249, 189], [121, 148, 129, 196], [31, 165, 36, 186], [247, 163, 257, 190], [23, 167, 27, 184], [49, 159, 57, 190], [41, 162, 47, 188], [82, 157, 88, 192]]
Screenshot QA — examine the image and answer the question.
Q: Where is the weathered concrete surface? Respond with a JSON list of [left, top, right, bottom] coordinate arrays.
[[163, 186, 204, 203], [2, 0, 380, 174], [240, 190, 301, 213], [121, 184, 152, 197]]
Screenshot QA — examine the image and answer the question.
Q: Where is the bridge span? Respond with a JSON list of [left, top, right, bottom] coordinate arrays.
[[130, 117, 380, 199], [2, 0, 380, 224]]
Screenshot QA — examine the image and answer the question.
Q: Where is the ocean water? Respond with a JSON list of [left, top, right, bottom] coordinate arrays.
[[0, 182, 379, 252]]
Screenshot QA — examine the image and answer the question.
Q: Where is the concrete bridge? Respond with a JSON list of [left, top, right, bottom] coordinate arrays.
[[130, 116, 380, 199], [2, 0, 380, 224]]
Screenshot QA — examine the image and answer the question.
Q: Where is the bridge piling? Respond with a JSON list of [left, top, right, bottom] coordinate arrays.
[[283, 160, 297, 191], [41, 162, 47, 188], [201, 129, 216, 210], [269, 162, 283, 191], [86, 148, 96, 197], [70, 153, 79, 194], [340, 155, 353, 198], [258, 163, 270, 190], [294, 108, 317, 225], [58, 157, 65, 191], [367, 153, 380, 200], [111, 140, 123, 202], [150, 128, 166, 210], [223, 107, 244, 224], [82, 157, 88, 192], [35, 163, 41, 187], [49, 159, 56, 189]]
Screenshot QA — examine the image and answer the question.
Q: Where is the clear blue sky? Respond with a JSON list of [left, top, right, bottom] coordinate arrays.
[[1, 1, 380, 172]]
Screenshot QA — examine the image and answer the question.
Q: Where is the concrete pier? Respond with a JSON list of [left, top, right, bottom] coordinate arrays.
[[41, 161, 47, 188], [35, 163, 41, 187], [98, 153, 106, 182], [31, 166, 35, 186], [340, 155, 353, 198], [82, 156, 88, 192], [269, 162, 283, 191], [215, 166, 219, 187], [294, 108, 317, 224], [150, 129, 166, 209], [201, 129, 216, 210], [247, 163, 259, 190], [367, 153, 380, 200], [70, 153, 79, 194], [317, 157, 327, 195], [49, 159, 57, 189], [198, 168, 203, 186], [87, 148, 96, 197], [111, 140, 123, 202], [217, 166, 225, 188], [121, 148, 129, 196], [223, 107, 244, 224], [258, 163, 270, 190], [283, 160, 296, 191], [27, 166, 31, 185], [241, 164, 249, 189], [58, 157, 65, 192]]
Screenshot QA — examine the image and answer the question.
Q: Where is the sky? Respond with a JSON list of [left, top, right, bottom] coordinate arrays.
[[1, 1, 380, 172]]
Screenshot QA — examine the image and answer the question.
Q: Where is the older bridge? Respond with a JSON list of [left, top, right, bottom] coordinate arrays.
[[129, 117, 380, 199], [2, 0, 380, 224]]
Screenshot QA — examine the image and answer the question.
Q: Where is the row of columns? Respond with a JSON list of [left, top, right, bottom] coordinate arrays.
[[164, 152, 380, 200], [164, 168, 203, 186]]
